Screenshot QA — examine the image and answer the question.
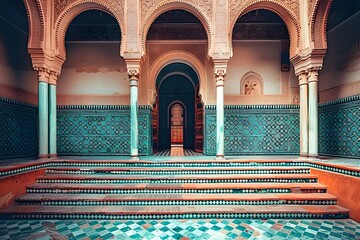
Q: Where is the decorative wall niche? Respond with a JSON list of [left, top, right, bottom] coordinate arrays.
[[240, 71, 264, 95]]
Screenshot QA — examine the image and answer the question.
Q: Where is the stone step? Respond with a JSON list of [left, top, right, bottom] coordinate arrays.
[[15, 193, 338, 206], [37, 173, 318, 184], [0, 205, 349, 220], [26, 182, 327, 194], [49, 159, 303, 168], [45, 167, 311, 175]]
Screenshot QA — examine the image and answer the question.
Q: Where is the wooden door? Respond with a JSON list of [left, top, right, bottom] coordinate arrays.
[[170, 104, 184, 145]]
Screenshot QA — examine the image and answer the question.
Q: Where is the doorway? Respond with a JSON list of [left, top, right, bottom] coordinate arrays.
[[152, 63, 203, 154]]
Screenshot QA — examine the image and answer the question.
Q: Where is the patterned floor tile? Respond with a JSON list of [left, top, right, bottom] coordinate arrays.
[[0, 219, 359, 240]]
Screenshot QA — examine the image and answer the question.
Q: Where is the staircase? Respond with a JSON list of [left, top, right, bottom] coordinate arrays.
[[0, 160, 349, 220]]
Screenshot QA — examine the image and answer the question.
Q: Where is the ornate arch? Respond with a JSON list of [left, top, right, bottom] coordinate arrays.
[[240, 71, 264, 95], [149, 50, 207, 104], [229, 0, 300, 58], [309, 0, 333, 49], [23, 0, 45, 49], [141, 1, 213, 57], [54, 0, 125, 60]]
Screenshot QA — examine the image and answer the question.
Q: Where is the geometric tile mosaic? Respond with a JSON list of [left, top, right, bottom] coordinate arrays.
[[0, 97, 38, 159], [319, 95, 360, 158], [57, 105, 152, 156], [0, 218, 359, 240], [204, 105, 300, 155]]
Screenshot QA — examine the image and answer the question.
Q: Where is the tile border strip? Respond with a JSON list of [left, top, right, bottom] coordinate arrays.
[[0, 161, 359, 178], [1, 212, 349, 220]]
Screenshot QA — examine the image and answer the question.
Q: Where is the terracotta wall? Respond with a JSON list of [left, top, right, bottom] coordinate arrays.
[[0, 169, 44, 210], [311, 168, 360, 222]]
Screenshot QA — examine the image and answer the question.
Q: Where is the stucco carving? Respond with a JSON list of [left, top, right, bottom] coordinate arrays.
[[229, 0, 300, 58], [240, 71, 263, 95], [230, 0, 299, 22], [55, 0, 76, 21], [141, 0, 213, 57], [310, 0, 332, 49], [40, 0, 47, 18], [24, 0, 45, 49], [141, 0, 212, 23]]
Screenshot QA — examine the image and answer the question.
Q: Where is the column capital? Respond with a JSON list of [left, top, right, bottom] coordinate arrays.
[[128, 70, 140, 87], [215, 69, 226, 87], [291, 49, 326, 76], [34, 67, 51, 82], [297, 71, 308, 86], [48, 71, 59, 85], [307, 67, 321, 83]]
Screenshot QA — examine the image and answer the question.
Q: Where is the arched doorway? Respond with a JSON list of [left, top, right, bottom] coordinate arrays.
[[153, 63, 203, 153]]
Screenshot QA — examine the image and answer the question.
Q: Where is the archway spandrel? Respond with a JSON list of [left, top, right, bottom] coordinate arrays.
[[141, 0, 213, 57], [309, 0, 332, 49], [24, 0, 45, 49], [39, 0, 47, 18], [230, 0, 299, 24], [230, 0, 300, 58], [55, 0, 124, 24], [141, 0, 213, 23], [55, 0, 124, 59]]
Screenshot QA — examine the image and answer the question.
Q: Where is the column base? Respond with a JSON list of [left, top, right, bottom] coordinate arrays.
[[49, 154, 59, 160], [38, 154, 49, 159], [215, 155, 225, 160], [130, 155, 140, 161], [307, 154, 319, 161]]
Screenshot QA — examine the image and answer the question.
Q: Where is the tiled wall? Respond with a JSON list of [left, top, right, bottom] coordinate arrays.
[[319, 95, 360, 158], [204, 105, 300, 155], [0, 97, 38, 158], [57, 105, 152, 156]]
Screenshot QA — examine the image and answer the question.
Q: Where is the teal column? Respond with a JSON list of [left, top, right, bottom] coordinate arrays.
[[129, 71, 139, 160], [49, 83, 57, 158], [38, 79, 49, 158], [308, 69, 319, 158], [215, 70, 225, 160], [298, 72, 309, 157]]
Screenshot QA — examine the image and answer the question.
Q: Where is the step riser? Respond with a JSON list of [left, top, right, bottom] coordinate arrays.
[[26, 188, 326, 194], [37, 178, 318, 184], [0, 212, 349, 220], [46, 169, 311, 175], [48, 162, 309, 168], [15, 200, 338, 206]]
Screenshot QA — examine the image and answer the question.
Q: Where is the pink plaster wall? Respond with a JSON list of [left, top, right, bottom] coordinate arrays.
[[57, 42, 129, 105]]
